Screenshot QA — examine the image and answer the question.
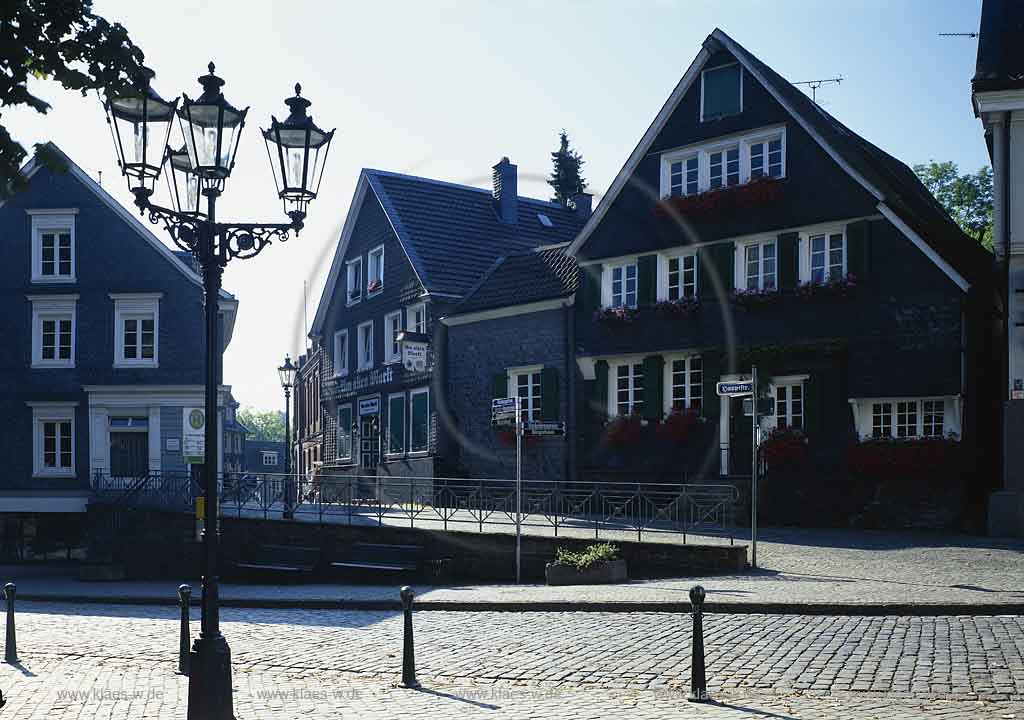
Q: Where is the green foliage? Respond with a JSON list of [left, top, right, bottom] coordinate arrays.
[[548, 129, 587, 208], [237, 407, 286, 442], [912, 161, 993, 251], [554, 542, 620, 570], [1, 0, 149, 197]]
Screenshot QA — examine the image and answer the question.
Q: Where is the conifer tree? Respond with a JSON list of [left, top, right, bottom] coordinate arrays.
[[548, 129, 587, 208]]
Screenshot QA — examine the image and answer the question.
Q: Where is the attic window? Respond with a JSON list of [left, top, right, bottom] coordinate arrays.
[[537, 213, 553, 228], [701, 63, 742, 121]]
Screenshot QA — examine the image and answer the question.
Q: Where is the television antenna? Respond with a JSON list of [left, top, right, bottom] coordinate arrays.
[[793, 76, 843, 104], [938, 32, 978, 38]]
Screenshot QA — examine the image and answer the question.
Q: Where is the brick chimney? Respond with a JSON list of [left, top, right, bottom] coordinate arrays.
[[492, 157, 518, 224], [573, 192, 593, 219]]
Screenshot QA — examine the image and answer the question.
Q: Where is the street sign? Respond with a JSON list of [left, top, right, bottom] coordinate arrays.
[[743, 397, 776, 417], [491, 414, 516, 428], [716, 381, 754, 397], [523, 420, 566, 437], [183, 407, 205, 464], [492, 397, 518, 410]]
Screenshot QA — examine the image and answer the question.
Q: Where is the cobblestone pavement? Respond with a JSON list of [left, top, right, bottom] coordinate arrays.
[[8, 528, 1023, 606], [4, 602, 1024, 700]]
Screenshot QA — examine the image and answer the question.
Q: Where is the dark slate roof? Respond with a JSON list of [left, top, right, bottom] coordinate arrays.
[[973, 0, 1024, 93], [452, 245, 579, 315], [365, 170, 587, 297], [716, 30, 994, 288]]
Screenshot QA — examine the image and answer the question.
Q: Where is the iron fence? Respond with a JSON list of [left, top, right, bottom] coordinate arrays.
[[91, 471, 740, 544]]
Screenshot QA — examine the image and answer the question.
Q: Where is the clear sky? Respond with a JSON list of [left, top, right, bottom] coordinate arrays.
[[6, 0, 989, 412]]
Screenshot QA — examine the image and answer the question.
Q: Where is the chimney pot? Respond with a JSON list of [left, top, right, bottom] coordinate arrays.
[[492, 157, 518, 224]]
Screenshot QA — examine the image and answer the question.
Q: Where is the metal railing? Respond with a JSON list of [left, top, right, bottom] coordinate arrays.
[[92, 471, 739, 544]]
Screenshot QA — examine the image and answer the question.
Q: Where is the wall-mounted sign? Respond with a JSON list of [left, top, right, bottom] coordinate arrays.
[[183, 407, 205, 464], [403, 342, 428, 372], [359, 397, 380, 416]]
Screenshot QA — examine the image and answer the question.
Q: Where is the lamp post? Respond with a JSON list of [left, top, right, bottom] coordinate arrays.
[[278, 355, 296, 519], [103, 63, 334, 720]]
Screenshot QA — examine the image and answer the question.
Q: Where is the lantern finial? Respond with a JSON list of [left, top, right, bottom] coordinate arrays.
[[295, 83, 302, 96]]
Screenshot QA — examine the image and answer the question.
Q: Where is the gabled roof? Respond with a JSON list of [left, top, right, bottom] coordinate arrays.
[[311, 168, 587, 334], [8, 143, 235, 299], [451, 244, 579, 316], [567, 29, 993, 291], [973, 0, 1024, 93]]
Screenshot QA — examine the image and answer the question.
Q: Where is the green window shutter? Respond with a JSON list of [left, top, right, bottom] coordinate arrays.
[[492, 373, 508, 401], [802, 373, 821, 434], [642, 355, 664, 420], [540, 367, 559, 420], [581, 264, 602, 316], [594, 360, 609, 418], [777, 231, 799, 290], [638, 255, 657, 306], [701, 351, 721, 420], [846, 220, 871, 281], [700, 243, 734, 299]]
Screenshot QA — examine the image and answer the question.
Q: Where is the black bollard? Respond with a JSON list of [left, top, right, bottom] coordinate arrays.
[[177, 584, 191, 676], [4, 582, 16, 664], [399, 586, 420, 688], [687, 584, 708, 702]]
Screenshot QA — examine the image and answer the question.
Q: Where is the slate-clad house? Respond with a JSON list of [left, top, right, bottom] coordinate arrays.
[[244, 440, 287, 474], [0, 145, 239, 560], [562, 29, 997, 511], [972, 0, 1024, 535], [293, 344, 324, 479], [444, 243, 585, 480], [309, 159, 583, 479]]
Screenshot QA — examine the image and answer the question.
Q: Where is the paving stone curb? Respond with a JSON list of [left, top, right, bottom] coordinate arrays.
[[14, 593, 1024, 616]]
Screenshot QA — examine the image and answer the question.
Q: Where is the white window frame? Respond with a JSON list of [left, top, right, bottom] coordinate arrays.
[[346, 257, 363, 306], [850, 397, 959, 440], [261, 451, 279, 466], [804, 228, 847, 284], [336, 403, 354, 461], [111, 293, 160, 368], [408, 386, 430, 455], [602, 260, 639, 309], [367, 245, 384, 296], [357, 320, 373, 371], [386, 392, 406, 456], [507, 364, 543, 422], [662, 354, 703, 415], [746, 132, 785, 181], [700, 62, 743, 122], [659, 126, 787, 199], [734, 238, 778, 291], [406, 302, 426, 334], [29, 210, 77, 284], [333, 329, 349, 377], [659, 252, 698, 301], [384, 311, 403, 364], [608, 358, 645, 418], [667, 154, 699, 197], [774, 380, 805, 430], [29, 294, 77, 368], [29, 401, 77, 478]]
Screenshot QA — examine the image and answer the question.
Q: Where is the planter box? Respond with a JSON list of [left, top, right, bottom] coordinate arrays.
[[545, 558, 627, 586]]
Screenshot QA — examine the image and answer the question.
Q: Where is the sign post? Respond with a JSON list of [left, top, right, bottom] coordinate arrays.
[[751, 366, 759, 570], [515, 399, 523, 585]]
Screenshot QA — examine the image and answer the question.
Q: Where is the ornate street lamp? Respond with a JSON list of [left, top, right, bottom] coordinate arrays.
[[102, 63, 334, 720], [278, 355, 296, 519], [102, 68, 178, 194], [263, 84, 334, 222]]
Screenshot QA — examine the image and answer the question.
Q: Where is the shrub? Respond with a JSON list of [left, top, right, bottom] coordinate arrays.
[[604, 414, 644, 447], [657, 408, 700, 444], [759, 427, 809, 467], [554, 543, 620, 570]]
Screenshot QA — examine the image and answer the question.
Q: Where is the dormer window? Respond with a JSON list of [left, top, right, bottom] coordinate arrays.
[[701, 63, 742, 121], [346, 257, 362, 305]]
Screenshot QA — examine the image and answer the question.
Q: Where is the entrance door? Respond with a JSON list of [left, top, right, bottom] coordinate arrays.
[[360, 416, 380, 470], [728, 397, 754, 477], [110, 432, 149, 477]]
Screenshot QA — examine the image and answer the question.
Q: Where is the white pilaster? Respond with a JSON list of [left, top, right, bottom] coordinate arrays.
[[719, 395, 730, 475], [148, 406, 161, 473], [89, 405, 109, 483]]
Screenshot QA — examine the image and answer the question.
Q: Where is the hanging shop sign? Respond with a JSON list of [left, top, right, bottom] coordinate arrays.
[[359, 397, 381, 416]]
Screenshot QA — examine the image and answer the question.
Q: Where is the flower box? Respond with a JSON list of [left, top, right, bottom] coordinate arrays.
[[730, 287, 782, 310], [545, 558, 628, 586], [795, 273, 857, 301], [657, 408, 701, 444], [594, 306, 640, 327], [604, 414, 644, 447], [654, 298, 700, 319], [652, 177, 784, 220]]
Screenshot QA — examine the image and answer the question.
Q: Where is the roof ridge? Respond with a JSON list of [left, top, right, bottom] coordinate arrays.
[[364, 167, 568, 208]]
